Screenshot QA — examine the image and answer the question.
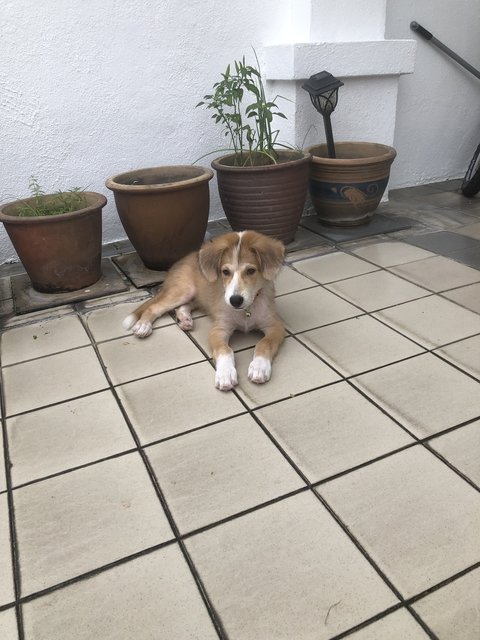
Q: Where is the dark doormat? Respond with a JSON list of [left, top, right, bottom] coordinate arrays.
[[403, 231, 480, 270], [11, 259, 128, 314], [300, 213, 413, 243]]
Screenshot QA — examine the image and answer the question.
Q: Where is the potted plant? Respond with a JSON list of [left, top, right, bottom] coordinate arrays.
[[197, 54, 310, 244], [105, 165, 214, 270], [303, 71, 397, 226], [0, 177, 107, 293], [306, 141, 397, 226]]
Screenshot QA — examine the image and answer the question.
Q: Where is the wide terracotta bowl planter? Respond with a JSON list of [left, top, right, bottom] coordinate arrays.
[[307, 142, 397, 226], [0, 192, 106, 293], [212, 150, 311, 244], [106, 165, 213, 270]]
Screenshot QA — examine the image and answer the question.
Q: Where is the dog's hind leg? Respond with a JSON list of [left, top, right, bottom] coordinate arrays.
[[123, 283, 196, 338], [175, 304, 194, 331]]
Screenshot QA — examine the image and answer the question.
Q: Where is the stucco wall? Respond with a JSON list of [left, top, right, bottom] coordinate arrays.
[[0, 0, 291, 261], [386, 0, 480, 188], [1, 0, 479, 263]]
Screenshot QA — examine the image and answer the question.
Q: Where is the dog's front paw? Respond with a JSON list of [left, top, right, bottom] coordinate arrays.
[[123, 314, 153, 338], [215, 354, 238, 391], [248, 356, 272, 384]]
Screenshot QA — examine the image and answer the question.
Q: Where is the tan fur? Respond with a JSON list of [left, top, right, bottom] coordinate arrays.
[[123, 231, 286, 390]]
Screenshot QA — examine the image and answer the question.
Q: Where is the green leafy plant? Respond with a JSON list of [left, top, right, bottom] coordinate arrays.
[[17, 176, 87, 217], [196, 52, 290, 166]]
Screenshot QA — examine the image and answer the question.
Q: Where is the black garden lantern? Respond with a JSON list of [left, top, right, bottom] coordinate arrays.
[[302, 71, 343, 158]]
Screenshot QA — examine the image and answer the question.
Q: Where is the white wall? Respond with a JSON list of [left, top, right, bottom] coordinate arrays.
[[2, 0, 479, 263], [0, 0, 291, 262], [386, 0, 480, 188]]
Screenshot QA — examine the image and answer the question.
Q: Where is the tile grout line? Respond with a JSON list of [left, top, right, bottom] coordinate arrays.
[[0, 348, 25, 638], [327, 604, 428, 640], [77, 312, 229, 640], [7, 408, 248, 493]]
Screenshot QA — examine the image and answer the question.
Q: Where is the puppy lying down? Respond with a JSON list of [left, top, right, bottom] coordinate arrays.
[[123, 230, 286, 390]]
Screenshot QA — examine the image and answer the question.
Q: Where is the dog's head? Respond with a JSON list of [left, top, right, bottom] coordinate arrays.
[[199, 231, 285, 309]]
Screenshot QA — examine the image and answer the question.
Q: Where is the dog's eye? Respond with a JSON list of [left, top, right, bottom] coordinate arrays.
[[246, 267, 256, 276], [222, 268, 231, 276]]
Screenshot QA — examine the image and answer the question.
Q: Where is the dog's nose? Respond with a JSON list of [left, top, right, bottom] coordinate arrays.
[[229, 295, 244, 308]]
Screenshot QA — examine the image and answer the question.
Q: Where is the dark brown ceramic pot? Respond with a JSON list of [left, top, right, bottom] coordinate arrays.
[[106, 165, 214, 270], [307, 142, 397, 226], [211, 150, 311, 244], [0, 192, 106, 293]]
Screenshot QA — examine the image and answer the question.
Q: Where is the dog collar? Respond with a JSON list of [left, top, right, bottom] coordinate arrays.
[[242, 289, 262, 317]]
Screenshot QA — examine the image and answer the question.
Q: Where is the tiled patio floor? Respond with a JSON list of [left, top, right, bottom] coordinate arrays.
[[1, 182, 480, 639]]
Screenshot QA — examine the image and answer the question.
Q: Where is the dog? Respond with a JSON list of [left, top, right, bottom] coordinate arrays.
[[123, 230, 286, 391]]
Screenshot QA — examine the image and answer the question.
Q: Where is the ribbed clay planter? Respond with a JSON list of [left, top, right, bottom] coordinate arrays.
[[212, 150, 311, 244], [105, 165, 213, 270], [307, 142, 397, 226], [0, 192, 106, 293]]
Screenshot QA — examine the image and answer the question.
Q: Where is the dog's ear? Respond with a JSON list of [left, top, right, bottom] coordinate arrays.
[[198, 238, 226, 282], [250, 233, 285, 280]]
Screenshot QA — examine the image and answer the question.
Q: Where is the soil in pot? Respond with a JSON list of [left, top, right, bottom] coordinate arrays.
[[307, 142, 397, 226], [106, 165, 213, 270], [211, 150, 311, 244], [0, 192, 106, 293]]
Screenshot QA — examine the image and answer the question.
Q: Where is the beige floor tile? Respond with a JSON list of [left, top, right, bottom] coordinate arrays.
[[353, 354, 480, 437], [276, 286, 361, 333], [351, 241, 435, 267], [412, 568, 480, 640], [3, 347, 108, 416], [97, 324, 204, 385], [22, 545, 218, 640], [116, 361, 245, 444], [429, 421, 480, 486], [0, 494, 14, 606], [274, 265, 317, 295], [443, 282, 480, 314], [186, 492, 397, 639], [1, 315, 89, 366], [234, 337, 341, 408], [326, 271, 429, 312], [0, 608, 18, 640], [14, 453, 173, 595], [455, 221, 480, 239], [190, 315, 262, 355], [348, 609, 429, 639], [436, 334, 480, 379], [319, 447, 480, 598], [374, 296, 480, 348], [85, 298, 174, 342], [256, 383, 413, 482], [292, 251, 378, 283], [390, 256, 480, 292], [7, 391, 135, 486], [147, 414, 304, 533], [298, 315, 424, 376]]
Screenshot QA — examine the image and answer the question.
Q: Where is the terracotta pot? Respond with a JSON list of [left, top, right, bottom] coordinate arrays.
[[307, 142, 397, 226], [212, 150, 311, 244], [106, 165, 213, 270], [0, 192, 106, 293]]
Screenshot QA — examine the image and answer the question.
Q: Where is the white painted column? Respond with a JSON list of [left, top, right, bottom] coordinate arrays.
[[262, 0, 416, 193]]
